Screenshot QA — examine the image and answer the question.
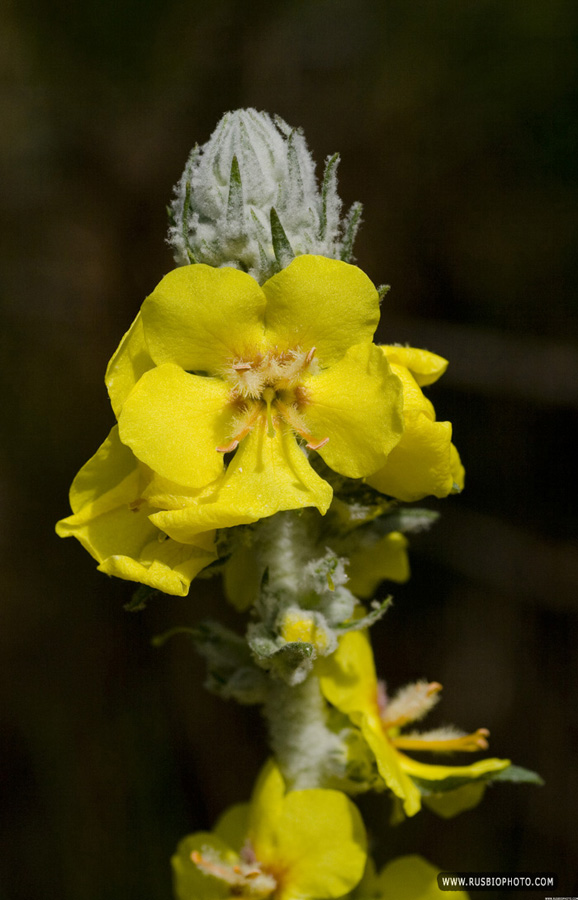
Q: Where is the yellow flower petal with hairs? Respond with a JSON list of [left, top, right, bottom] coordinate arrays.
[[150, 424, 333, 543]]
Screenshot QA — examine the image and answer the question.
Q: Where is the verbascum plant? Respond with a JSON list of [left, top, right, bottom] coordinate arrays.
[[57, 109, 541, 899]]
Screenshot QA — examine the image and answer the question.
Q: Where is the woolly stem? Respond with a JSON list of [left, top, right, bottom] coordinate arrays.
[[263, 673, 343, 790]]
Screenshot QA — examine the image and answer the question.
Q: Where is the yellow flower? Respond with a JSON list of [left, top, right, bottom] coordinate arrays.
[[55, 427, 217, 596], [172, 760, 367, 900], [318, 630, 510, 817], [111, 255, 403, 543], [368, 346, 464, 502], [57, 255, 407, 590], [352, 855, 469, 899]]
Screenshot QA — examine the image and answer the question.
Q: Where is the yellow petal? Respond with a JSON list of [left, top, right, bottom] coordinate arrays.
[[450, 443, 465, 492], [247, 759, 286, 853], [105, 312, 155, 417], [263, 789, 367, 900], [346, 532, 410, 598], [56, 427, 216, 596], [383, 345, 448, 387], [359, 712, 422, 817], [318, 631, 421, 816], [375, 854, 468, 899], [305, 343, 404, 479], [263, 256, 381, 366], [387, 360, 436, 420], [98, 529, 216, 596], [368, 414, 458, 502], [58, 426, 141, 520], [213, 803, 250, 851], [318, 630, 380, 717], [223, 547, 261, 611], [150, 424, 333, 543], [118, 363, 229, 488], [141, 264, 266, 373], [172, 833, 237, 900], [424, 782, 487, 819]]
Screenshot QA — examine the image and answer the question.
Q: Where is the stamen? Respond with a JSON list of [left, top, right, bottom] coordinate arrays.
[[381, 681, 442, 729], [274, 398, 329, 452], [191, 850, 241, 885], [232, 362, 253, 371], [392, 727, 490, 753], [217, 405, 262, 453], [191, 847, 277, 897], [216, 438, 240, 454], [306, 436, 329, 451]]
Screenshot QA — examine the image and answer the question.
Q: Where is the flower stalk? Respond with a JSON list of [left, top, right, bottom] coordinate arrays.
[[56, 108, 542, 900]]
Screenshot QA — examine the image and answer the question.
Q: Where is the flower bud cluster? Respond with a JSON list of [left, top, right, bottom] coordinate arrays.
[[167, 108, 362, 282]]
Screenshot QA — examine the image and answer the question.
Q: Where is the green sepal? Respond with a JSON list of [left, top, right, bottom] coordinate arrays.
[[420, 765, 543, 818], [124, 584, 159, 612], [286, 130, 305, 207], [423, 782, 487, 819], [411, 762, 515, 797], [340, 201, 363, 263], [335, 597, 393, 633], [270, 207, 294, 269], [377, 284, 391, 301], [320, 152, 340, 240], [248, 630, 316, 686], [491, 764, 544, 785], [226, 154, 245, 236], [268, 641, 315, 685]]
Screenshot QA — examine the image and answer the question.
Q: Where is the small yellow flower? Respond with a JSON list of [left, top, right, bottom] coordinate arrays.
[[279, 609, 332, 653], [318, 630, 510, 816], [368, 346, 464, 502], [352, 855, 469, 899], [172, 760, 367, 900]]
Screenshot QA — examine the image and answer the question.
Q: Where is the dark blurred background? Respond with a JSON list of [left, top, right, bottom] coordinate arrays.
[[1, 1, 576, 898]]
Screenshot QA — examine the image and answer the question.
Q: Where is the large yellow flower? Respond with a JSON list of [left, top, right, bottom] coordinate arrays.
[[113, 255, 403, 541], [318, 630, 510, 817], [57, 255, 406, 589], [172, 760, 367, 900]]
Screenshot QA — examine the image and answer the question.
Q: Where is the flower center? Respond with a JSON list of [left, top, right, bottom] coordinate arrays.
[[217, 347, 329, 453], [191, 844, 277, 898]]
